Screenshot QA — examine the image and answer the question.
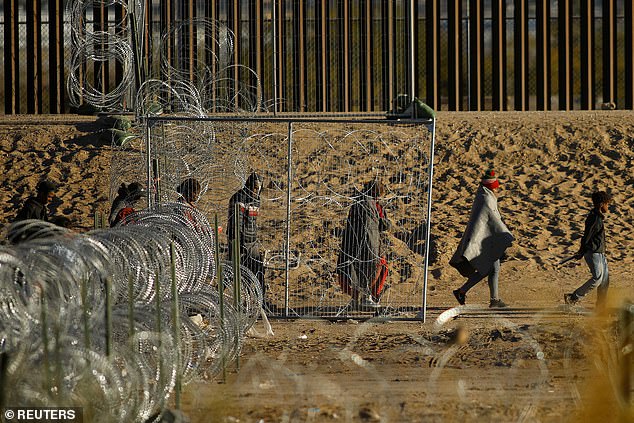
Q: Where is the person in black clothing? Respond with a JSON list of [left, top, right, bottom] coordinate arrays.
[[15, 180, 57, 222], [109, 182, 145, 226], [176, 178, 208, 233], [176, 178, 201, 207], [336, 180, 390, 308], [564, 191, 612, 307], [227, 172, 265, 295]]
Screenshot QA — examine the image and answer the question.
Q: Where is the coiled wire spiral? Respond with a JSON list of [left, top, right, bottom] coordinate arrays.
[[66, 0, 136, 111], [0, 203, 263, 422]]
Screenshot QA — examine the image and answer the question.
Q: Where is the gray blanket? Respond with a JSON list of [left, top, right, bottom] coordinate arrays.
[[450, 186, 514, 276]]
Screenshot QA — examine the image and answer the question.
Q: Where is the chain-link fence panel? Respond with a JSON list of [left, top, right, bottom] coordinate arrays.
[[145, 114, 436, 319]]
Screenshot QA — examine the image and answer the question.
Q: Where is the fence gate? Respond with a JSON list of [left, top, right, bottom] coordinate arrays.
[[137, 113, 435, 320]]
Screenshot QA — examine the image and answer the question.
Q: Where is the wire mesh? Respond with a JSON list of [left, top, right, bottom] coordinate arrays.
[[143, 116, 435, 319]]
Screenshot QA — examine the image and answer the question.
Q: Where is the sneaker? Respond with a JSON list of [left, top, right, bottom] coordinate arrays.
[[564, 293, 578, 305], [489, 298, 508, 308], [360, 296, 380, 309], [453, 289, 466, 306]]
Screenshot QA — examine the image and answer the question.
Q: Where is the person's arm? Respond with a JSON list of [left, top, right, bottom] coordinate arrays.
[[345, 203, 364, 258], [376, 201, 390, 231], [576, 211, 600, 258]]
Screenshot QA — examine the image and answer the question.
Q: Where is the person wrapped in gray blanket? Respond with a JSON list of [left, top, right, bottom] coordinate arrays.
[[449, 170, 514, 308]]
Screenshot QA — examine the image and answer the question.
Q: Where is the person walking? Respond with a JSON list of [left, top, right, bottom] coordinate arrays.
[[564, 191, 612, 307], [15, 180, 57, 222], [227, 172, 265, 296], [336, 180, 390, 309], [176, 177, 212, 236], [449, 170, 514, 308]]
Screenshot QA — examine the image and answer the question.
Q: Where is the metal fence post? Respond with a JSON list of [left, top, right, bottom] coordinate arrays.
[[146, 117, 153, 209], [284, 122, 293, 317], [232, 202, 241, 370], [421, 118, 436, 323]]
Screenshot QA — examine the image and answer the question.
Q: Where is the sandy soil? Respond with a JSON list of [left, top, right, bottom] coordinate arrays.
[[184, 316, 624, 422], [0, 111, 632, 422]]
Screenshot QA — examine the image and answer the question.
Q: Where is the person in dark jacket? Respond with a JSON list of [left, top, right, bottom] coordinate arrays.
[[15, 180, 57, 222], [109, 182, 145, 227], [336, 180, 390, 308], [176, 178, 209, 234], [227, 172, 265, 295], [564, 191, 612, 307], [176, 178, 201, 207]]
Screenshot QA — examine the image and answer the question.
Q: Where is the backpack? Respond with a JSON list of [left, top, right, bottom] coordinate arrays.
[[113, 207, 136, 226]]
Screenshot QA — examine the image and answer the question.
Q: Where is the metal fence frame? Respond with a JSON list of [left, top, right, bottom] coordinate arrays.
[[2, 1, 634, 114], [144, 113, 436, 320]]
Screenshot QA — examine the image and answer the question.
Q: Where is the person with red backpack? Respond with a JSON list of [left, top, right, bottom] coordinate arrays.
[[109, 182, 144, 227], [336, 180, 390, 309], [227, 172, 265, 297]]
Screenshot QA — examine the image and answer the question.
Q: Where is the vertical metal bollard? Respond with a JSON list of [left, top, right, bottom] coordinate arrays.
[[214, 213, 226, 382], [170, 242, 181, 409]]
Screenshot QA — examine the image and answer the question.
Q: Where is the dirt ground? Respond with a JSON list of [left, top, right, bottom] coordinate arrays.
[[0, 112, 632, 422], [183, 313, 628, 422]]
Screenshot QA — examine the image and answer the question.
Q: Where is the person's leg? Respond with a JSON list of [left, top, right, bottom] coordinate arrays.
[[358, 260, 375, 299], [243, 243, 265, 297], [453, 269, 486, 305], [486, 260, 501, 300], [344, 261, 361, 303], [459, 270, 486, 294], [572, 253, 606, 300], [596, 254, 609, 307]]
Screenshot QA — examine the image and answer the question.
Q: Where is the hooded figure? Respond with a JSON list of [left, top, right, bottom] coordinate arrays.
[[109, 182, 145, 226], [449, 170, 514, 308], [227, 172, 265, 294], [15, 180, 57, 222], [175, 177, 211, 237], [336, 180, 390, 308], [176, 178, 201, 206]]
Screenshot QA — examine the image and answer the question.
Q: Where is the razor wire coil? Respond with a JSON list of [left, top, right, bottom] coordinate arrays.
[[0, 205, 263, 421]]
